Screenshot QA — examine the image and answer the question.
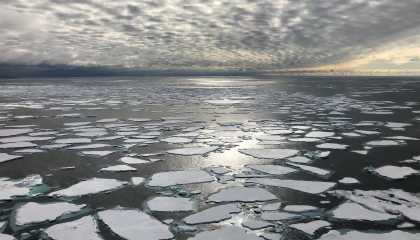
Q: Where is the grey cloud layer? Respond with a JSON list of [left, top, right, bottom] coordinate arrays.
[[1, 0, 420, 70]]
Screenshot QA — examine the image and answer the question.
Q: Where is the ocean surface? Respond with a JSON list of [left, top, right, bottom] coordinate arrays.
[[0, 76, 419, 239]]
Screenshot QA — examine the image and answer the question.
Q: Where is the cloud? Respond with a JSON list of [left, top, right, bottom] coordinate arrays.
[[1, 0, 420, 71]]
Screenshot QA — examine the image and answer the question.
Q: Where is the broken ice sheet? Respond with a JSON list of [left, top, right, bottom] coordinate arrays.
[[338, 177, 360, 184], [319, 229, 419, 240], [287, 163, 332, 178], [12, 202, 86, 227], [284, 205, 319, 212], [130, 177, 145, 185], [81, 150, 115, 156], [241, 218, 274, 230], [0, 153, 22, 163], [99, 165, 137, 172], [0, 141, 37, 149], [55, 138, 91, 144], [49, 178, 127, 197], [239, 148, 298, 159], [0, 233, 15, 240], [147, 170, 214, 187], [0, 128, 33, 137], [0, 175, 46, 200], [261, 211, 300, 221], [188, 226, 261, 240], [207, 187, 277, 203], [316, 143, 349, 150], [44, 215, 102, 240], [289, 220, 330, 236], [328, 201, 398, 222], [365, 139, 402, 147], [98, 208, 173, 240], [305, 131, 335, 138], [120, 156, 149, 164], [183, 203, 241, 224], [161, 137, 193, 144], [167, 146, 218, 155], [246, 164, 297, 175], [247, 178, 336, 194], [368, 165, 418, 179], [146, 196, 196, 212]]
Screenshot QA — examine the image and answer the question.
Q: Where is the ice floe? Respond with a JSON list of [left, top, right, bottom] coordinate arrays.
[[49, 178, 127, 197], [188, 226, 261, 240], [99, 165, 137, 172], [247, 164, 297, 175], [369, 165, 418, 179], [183, 204, 241, 224], [207, 187, 277, 203], [146, 196, 196, 212], [329, 202, 398, 222], [120, 156, 149, 164], [44, 215, 102, 240], [0, 153, 22, 163], [247, 179, 336, 194], [147, 170, 214, 187], [290, 220, 330, 235], [13, 202, 85, 227], [239, 148, 298, 159], [320, 229, 419, 240], [167, 146, 218, 155], [98, 208, 173, 240]]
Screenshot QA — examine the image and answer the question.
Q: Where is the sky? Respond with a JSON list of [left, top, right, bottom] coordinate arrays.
[[1, 0, 420, 75]]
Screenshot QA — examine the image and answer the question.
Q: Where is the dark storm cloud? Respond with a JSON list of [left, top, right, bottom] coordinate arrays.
[[1, 0, 420, 70]]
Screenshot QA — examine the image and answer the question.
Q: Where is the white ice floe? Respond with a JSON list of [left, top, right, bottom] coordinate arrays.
[[130, 177, 145, 186], [13, 202, 85, 226], [261, 211, 300, 221], [320, 230, 419, 240], [365, 140, 401, 146], [147, 170, 214, 187], [0, 153, 22, 163], [338, 177, 360, 184], [370, 165, 418, 179], [284, 205, 318, 212], [161, 137, 193, 144], [204, 99, 243, 105], [69, 144, 110, 149], [0, 175, 43, 200], [55, 138, 91, 144], [183, 204, 241, 224], [241, 218, 273, 230], [265, 129, 293, 135], [316, 143, 348, 150], [332, 189, 420, 223], [98, 208, 173, 240], [287, 163, 332, 178], [385, 122, 411, 129], [146, 197, 196, 212], [247, 179, 336, 194], [99, 165, 137, 172], [260, 232, 282, 240], [81, 151, 114, 156], [261, 202, 282, 211], [247, 164, 297, 175], [287, 156, 312, 164], [49, 178, 127, 197], [120, 156, 149, 164], [167, 146, 218, 155], [239, 148, 298, 160], [289, 138, 321, 142], [207, 187, 277, 203], [0, 142, 37, 149], [305, 131, 334, 138], [290, 220, 330, 236], [188, 226, 261, 240], [0, 136, 53, 143], [385, 136, 419, 141], [0, 128, 33, 137], [0, 233, 15, 240], [44, 215, 102, 240], [256, 135, 286, 141], [329, 202, 398, 222]]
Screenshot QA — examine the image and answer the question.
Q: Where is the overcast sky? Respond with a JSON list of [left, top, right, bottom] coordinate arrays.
[[2, 0, 420, 72]]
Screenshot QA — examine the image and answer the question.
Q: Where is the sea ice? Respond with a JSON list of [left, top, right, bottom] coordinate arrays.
[[338, 177, 360, 184], [0, 142, 37, 149], [55, 138, 91, 144], [44, 215, 102, 240], [81, 151, 115, 156], [290, 220, 330, 235], [120, 156, 149, 164], [305, 131, 335, 138], [370, 165, 418, 179], [287, 163, 332, 178], [315, 143, 348, 150], [183, 204, 241, 224], [0, 128, 33, 137], [98, 208, 173, 240], [167, 146, 218, 155], [13, 202, 85, 226], [49, 178, 127, 197], [247, 164, 297, 175], [207, 187, 277, 203], [239, 148, 298, 159], [329, 202, 398, 222], [0, 153, 22, 163], [161, 137, 193, 144], [147, 170, 214, 187], [188, 226, 261, 240], [320, 229, 419, 240], [284, 205, 318, 212], [146, 196, 196, 212], [247, 179, 336, 194], [99, 165, 137, 172]]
